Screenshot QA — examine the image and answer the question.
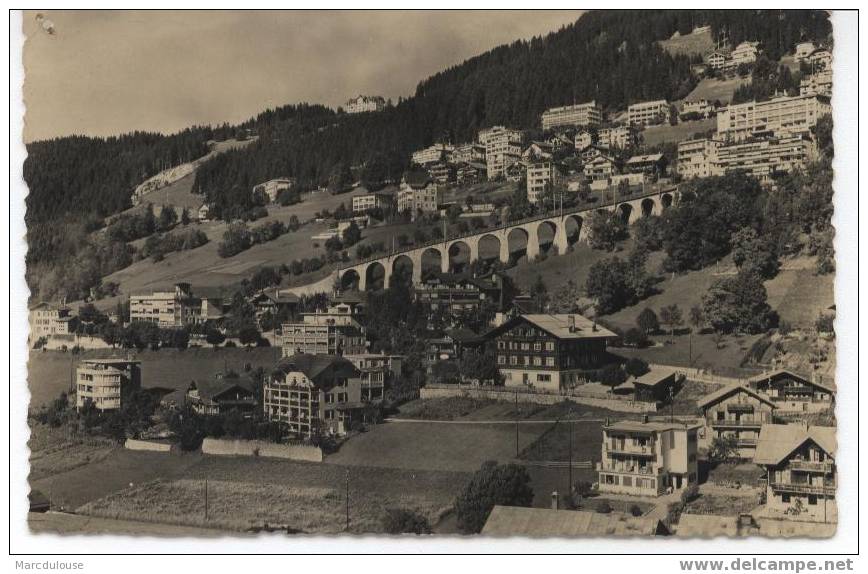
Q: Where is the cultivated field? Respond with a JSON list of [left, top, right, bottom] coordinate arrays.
[[28, 423, 118, 481], [683, 77, 751, 105], [79, 455, 470, 534], [28, 347, 281, 408], [658, 28, 714, 58]]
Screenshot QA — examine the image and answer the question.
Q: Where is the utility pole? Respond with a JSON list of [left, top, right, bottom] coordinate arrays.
[[345, 469, 350, 531], [204, 479, 209, 521], [515, 390, 519, 457], [568, 419, 574, 496]]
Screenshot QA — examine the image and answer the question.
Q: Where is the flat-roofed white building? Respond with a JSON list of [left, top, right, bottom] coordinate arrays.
[[352, 191, 394, 214], [526, 161, 561, 204], [412, 143, 454, 166], [715, 133, 817, 184], [598, 419, 700, 497], [677, 138, 721, 179], [598, 126, 637, 150], [800, 69, 833, 97], [479, 126, 523, 180], [627, 100, 670, 126], [716, 94, 831, 142], [730, 41, 760, 67], [680, 99, 716, 120], [253, 178, 295, 203], [76, 358, 142, 412], [29, 302, 74, 340], [130, 283, 221, 328], [540, 101, 603, 131], [451, 143, 485, 164]]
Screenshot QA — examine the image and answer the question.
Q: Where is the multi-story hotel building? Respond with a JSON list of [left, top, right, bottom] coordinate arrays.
[[488, 314, 617, 392], [479, 126, 523, 180], [397, 172, 441, 219], [344, 95, 385, 114], [281, 301, 367, 357], [677, 138, 721, 179], [540, 101, 603, 131], [597, 419, 700, 497], [526, 161, 562, 204], [680, 99, 716, 120], [264, 354, 366, 437], [800, 69, 833, 97], [414, 273, 504, 316], [697, 383, 777, 459], [76, 358, 142, 412], [598, 126, 638, 150], [714, 133, 817, 184], [411, 143, 454, 166], [129, 283, 222, 328], [29, 302, 74, 340], [716, 94, 831, 142], [352, 191, 395, 214], [730, 41, 760, 67], [344, 353, 403, 403], [627, 100, 670, 126], [451, 143, 486, 165], [754, 424, 836, 523]]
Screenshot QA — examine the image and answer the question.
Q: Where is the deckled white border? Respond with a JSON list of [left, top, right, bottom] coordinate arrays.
[[5, 2, 862, 561]]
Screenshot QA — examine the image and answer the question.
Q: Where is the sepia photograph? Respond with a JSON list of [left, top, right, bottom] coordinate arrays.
[[7, 6, 861, 556]]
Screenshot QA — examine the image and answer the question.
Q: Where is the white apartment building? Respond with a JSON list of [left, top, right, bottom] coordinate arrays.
[[352, 191, 394, 214], [598, 419, 700, 497], [628, 100, 670, 126], [412, 143, 454, 166], [583, 155, 616, 181], [281, 302, 368, 357], [76, 358, 142, 412], [800, 69, 833, 97], [540, 101, 603, 131], [130, 283, 221, 328], [716, 94, 831, 142], [598, 126, 637, 150], [574, 130, 593, 151], [344, 95, 385, 114], [479, 126, 523, 180], [253, 178, 295, 203], [451, 143, 486, 164], [680, 99, 716, 119], [344, 353, 403, 403], [730, 41, 760, 67], [677, 138, 721, 179], [526, 162, 561, 204], [715, 133, 817, 184], [29, 302, 74, 340], [794, 42, 816, 62]]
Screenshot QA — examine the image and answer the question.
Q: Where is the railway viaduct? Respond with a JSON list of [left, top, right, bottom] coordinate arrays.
[[334, 187, 678, 291]]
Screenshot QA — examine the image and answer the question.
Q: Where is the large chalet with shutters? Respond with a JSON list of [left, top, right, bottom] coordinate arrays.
[[486, 313, 617, 392], [697, 383, 778, 459]]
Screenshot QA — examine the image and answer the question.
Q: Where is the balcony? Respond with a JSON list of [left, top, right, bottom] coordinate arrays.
[[770, 481, 836, 496], [789, 459, 835, 473], [711, 419, 765, 428], [737, 438, 757, 447], [604, 444, 656, 457], [597, 462, 663, 475], [727, 404, 755, 413]]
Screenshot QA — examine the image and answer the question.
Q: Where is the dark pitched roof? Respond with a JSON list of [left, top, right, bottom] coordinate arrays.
[[191, 374, 255, 403], [753, 424, 836, 466], [697, 383, 777, 410], [403, 170, 433, 189], [274, 354, 360, 392]]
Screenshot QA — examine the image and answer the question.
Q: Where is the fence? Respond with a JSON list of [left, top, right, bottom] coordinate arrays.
[[201, 438, 323, 462], [420, 384, 657, 413]]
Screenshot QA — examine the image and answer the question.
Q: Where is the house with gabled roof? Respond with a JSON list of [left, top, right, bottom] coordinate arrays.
[[697, 383, 777, 458], [263, 354, 365, 437], [186, 372, 258, 417], [754, 424, 836, 523], [747, 369, 835, 413], [486, 313, 617, 392]]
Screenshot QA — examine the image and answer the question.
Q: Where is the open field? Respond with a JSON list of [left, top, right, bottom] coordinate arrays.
[[29, 511, 232, 537], [28, 424, 118, 481], [28, 347, 281, 408], [658, 28, 714, 58], [641, 117, 716, 147], [29, 448, 203, 510], [327, 420, 546, 472], [683, 76, 751, 105], [125, 455, 469, 534]]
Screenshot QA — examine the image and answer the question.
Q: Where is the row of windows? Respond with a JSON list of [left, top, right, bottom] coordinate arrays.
[[497, 341, 556, 352], [497, 354, 557, 367]]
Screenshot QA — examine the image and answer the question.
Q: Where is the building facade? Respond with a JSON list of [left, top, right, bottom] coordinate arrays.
[[76, 358, 142, 412], [281, 301, 368, 357], [488, 314, 617, 392], [253, 178, 295, 203], [130, 283, 222, 328], [344, 353, 403, 403], [714, 133, 817, 184], [526, 161, 562, 204], [697, 384, 777, 458], [598, 420, 700, 497], [264, 355, 366, 437], [29, 302, 74, 340], [677, 138, 721, 179], [397, 173, 441, 218], [716, 94, 831, 142], [540, 101, 603, 131], [754, 424, 836, 523], [479, 126, 523, 180], [344, 95, 385, 114], [352, 191, 395, 214], [747, 369, 835, 413], [628, 100, 670, 126], [411, 143, 454, 166]]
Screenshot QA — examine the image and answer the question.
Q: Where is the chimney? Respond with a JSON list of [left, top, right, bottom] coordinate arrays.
[[551, 491, 559, 511], [568, 315, 576, 333]]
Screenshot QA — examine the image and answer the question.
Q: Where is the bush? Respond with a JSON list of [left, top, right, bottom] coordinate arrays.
[[382, 508, 432, 535], [629, 504, 644, 517], [454, 461, 533, 534], [623, 328, 649, 348], [624, 357, 650, 377], [595, 500, 613, 514]]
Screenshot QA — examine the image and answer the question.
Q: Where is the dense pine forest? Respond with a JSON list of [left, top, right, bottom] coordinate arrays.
[[22, 9, 832, 301]]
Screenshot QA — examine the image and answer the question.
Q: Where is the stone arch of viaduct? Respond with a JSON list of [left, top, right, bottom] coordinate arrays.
[[338, 190, 676, 291]]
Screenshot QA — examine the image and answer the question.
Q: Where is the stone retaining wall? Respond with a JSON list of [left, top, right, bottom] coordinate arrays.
[[201, 438, 323, 462], [420, 386, 657, 413], [124, 438, 174, 452]]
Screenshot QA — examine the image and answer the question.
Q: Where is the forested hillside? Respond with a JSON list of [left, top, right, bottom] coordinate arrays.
[[22, 9, 832, 302]]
